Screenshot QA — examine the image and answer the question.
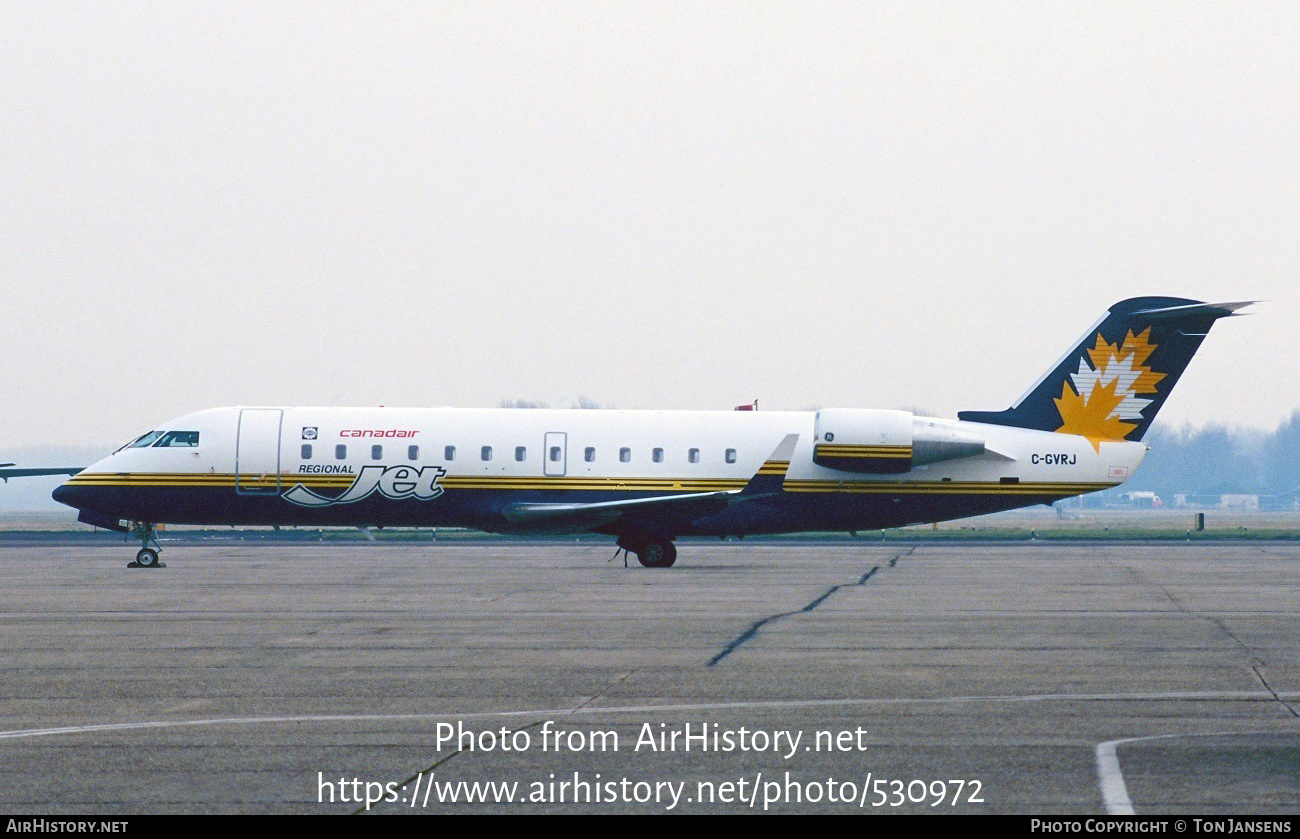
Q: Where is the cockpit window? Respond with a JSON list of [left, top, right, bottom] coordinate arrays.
[[125, 431, 165, 449], [154, 431, 200, 447]]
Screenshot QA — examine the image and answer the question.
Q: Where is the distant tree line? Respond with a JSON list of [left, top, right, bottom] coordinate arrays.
[[1128, 410, 1300, 499], [499, 397, 606, 409]]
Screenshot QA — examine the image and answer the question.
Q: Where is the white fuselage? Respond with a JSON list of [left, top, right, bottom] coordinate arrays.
[[57, 405, 1145, 536]]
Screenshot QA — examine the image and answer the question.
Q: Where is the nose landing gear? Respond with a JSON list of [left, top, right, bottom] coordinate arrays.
[[127, 522, 165, 568]]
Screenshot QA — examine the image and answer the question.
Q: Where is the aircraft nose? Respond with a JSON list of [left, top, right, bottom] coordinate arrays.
[[53, 480, 129, 531], [52, 478, 105, 512], [51, 480, 80, 508]]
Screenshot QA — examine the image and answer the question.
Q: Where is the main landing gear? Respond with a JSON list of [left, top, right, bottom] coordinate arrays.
[[615, 535, 677, 568], [127, 522, 165, 569]]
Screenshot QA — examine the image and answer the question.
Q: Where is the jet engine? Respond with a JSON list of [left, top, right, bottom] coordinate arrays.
[[812, 409, 985, 474]]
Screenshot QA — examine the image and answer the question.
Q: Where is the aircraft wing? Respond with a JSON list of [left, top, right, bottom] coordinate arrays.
[[499, 434, 798, 535], [0, 466, 83, 483], [501, 489, 738, 534]]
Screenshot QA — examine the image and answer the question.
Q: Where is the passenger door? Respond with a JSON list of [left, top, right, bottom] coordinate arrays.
[[236, 408, 283, 494]]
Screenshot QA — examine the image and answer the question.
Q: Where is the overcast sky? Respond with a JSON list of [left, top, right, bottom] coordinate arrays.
[[1, 2, 1295, 454]]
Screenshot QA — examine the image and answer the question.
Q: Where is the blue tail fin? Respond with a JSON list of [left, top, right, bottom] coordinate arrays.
[[958, 297, 1251, 446]]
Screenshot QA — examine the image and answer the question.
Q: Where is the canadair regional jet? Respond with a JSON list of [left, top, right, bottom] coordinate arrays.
[[54, 297, 1249, 568]]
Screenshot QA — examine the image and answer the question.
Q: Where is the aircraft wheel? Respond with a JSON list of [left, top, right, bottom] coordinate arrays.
[[135, 548, 160, 568], [636, 538, 677, 569]]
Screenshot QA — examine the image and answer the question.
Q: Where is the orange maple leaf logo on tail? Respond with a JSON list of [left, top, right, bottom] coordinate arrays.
[[1054, 379, 1136, 451], [1055, 329, 1164, 452]]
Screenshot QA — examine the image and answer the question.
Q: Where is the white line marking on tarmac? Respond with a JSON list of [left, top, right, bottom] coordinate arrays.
[[1, 690, 1296, 742], [1095, 730, 1291, 815], [1095, 738, 1137, 815]]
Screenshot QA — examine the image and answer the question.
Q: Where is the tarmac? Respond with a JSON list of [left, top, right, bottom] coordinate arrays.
[[0, 539, 1296, 814]]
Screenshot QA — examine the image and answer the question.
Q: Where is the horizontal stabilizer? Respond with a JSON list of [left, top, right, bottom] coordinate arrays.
[[1131, 300, 1255, 319]]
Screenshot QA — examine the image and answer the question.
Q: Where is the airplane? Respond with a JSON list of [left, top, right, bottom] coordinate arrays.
[[0, 464, 83, 483], [52, 296, 1250, 569]]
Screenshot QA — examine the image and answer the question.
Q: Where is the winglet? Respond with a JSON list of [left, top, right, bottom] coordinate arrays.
[[741, 433, 798, 495]]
